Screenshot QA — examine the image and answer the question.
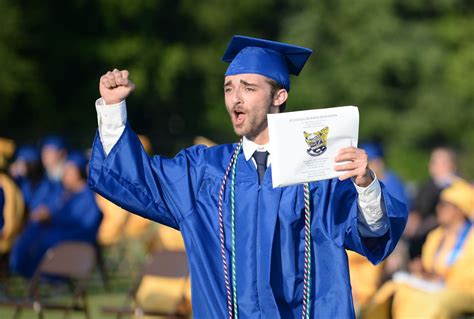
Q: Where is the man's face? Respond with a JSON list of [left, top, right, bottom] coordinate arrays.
[[436, 200, 463, 227], [224, 73, 280, 141], [62, 162, 81, 191], [41, 146, 65, 169], [429, 148, 456, 179]]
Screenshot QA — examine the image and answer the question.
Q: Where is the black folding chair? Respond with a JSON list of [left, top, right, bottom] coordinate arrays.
[[0, 241, 97, 319]]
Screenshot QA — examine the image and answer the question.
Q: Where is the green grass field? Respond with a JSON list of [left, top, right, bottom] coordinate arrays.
[[0, 293, 124, 319], [0, 273, 142, 319]]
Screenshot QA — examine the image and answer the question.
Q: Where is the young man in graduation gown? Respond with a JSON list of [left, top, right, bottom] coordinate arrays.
[[89, 35, 408, 318]]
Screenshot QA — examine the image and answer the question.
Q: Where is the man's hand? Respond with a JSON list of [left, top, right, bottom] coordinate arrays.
[[334, 146, 373, 187], [99, 69, 135, 105]]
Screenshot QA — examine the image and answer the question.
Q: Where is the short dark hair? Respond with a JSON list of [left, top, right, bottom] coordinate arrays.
[[266, 79, 287, 112]]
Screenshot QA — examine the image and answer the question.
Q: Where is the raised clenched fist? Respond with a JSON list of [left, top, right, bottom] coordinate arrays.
[[99, 69, 136, 105]]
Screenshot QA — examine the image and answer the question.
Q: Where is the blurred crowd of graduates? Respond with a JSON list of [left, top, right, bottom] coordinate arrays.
[[0, 134, 191, 314]]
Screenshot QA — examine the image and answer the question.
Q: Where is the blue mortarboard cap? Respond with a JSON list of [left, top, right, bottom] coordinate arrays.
[[41, 135, 66, 150], [66, 151, 87, 171], [16, 145, 40, 163], [222, 35, 312, 91], [360, 142, 384, 160]]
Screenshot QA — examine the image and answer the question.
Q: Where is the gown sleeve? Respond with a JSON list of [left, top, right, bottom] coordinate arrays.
[[88, 123, 207, 230], [333, 180, 408, 265]]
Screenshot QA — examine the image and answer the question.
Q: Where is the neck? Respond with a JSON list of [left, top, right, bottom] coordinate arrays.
[[246, 127, 269, 146], [445, 217, 468, 235]]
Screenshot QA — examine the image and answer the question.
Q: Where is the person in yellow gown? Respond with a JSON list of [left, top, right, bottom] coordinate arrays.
[[1, 138, 25, 287], [0, 138, 25, 255], [363, 179, 474, 319], [347, 251, 385, 314]]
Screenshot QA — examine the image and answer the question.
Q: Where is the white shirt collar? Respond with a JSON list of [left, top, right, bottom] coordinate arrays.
[[242, 136, 271, 161]]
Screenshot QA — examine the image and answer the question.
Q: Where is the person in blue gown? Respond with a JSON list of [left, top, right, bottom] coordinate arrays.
[[360, 142, 410, 207], [10, 151, 102, 278], [89, 36, 407, 318], [40, 136, 67, 182], [10, 146, 62, 214]]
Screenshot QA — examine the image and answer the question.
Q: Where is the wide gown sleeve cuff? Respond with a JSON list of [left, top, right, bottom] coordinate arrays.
[[352, 170, 378, 198], [95, 98, 127, 155], [353, 171, 389, 237]]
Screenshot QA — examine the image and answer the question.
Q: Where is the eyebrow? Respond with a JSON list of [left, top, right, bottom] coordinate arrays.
[[224, 79, 259, 87], [240, 80, 258, 87]]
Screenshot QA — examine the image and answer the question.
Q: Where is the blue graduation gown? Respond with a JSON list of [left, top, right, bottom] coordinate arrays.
[[89, 124, 407, 318], [18, 177, 62, 212], [9, 186, 102, 278], [381, 170, 410, 208]]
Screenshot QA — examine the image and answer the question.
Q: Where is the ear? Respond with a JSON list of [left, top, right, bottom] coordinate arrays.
[[272, 88, 288, 107], [303, 131, 309, 138]]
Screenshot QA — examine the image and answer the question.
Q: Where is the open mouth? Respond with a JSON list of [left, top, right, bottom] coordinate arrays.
[[233, 110, 246, 125]]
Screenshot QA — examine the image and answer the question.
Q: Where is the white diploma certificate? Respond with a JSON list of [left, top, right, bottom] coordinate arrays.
[[268, 106, 359, 188]]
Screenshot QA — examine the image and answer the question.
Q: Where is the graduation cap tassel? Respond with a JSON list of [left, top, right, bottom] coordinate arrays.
[[302, 182, 312, 319], [218, 139, 243, 319]]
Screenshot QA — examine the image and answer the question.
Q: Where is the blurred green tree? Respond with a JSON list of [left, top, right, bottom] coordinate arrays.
[[279, 0, 474, 181], [0, 0, 472, 182]]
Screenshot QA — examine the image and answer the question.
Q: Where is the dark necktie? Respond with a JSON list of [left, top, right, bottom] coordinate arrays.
[[253, 151, 269, 184]]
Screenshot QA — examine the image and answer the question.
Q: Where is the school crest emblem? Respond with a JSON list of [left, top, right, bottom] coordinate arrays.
[[304, 127, 329, 157]]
